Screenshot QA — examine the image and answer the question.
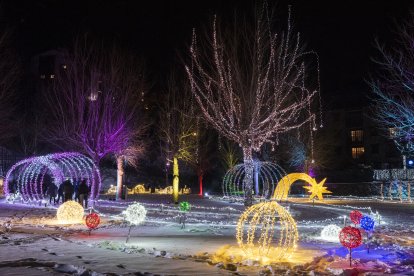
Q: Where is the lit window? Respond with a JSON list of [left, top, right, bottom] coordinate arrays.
[[40, 74, 45, 79], [352, 147, 365, 159], [50, 74, 55, 79], [62, 65, 67, 69], [350, 130, 363, 142]]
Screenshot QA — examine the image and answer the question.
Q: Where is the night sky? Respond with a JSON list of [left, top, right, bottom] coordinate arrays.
[[3, 0, 414, 109]]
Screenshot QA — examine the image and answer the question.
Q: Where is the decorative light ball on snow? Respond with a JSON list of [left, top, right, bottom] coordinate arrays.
[[123, 202, 147, 225], [236, 201, 298, 261], [320, 224, 341, 242], [350, 210, 363, 225], [360, 216, 375, 232], [57, 200, 84, 224], [179, 201, 191, 212], [339, 226, 362, 249], [85, 212, 100, 229]]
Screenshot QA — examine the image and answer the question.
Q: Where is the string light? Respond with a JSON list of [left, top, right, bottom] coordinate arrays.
[[360, 216, 375, 232], [179, 201, 191, 212], [339, 226, 362, 252], [4, 152, 101, 202], [222, 161, 287, 200], [85, 212, 100, 230], [123, 202, 147, 225], [339, 226, 362, 267], [185, 3, 322, 206], [236, 201, 298, 262], [320, 224, 341, 242], [57, 200, 84, 224], [350, 210, 363, 225], [273, 173, 330, 201], [303, 178, 331, 201]]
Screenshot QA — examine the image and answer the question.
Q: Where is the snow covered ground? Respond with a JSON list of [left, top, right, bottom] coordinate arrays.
[[0, 194, 413, 275]]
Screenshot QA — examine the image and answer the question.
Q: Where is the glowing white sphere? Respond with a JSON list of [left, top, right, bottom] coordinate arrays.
[[320, 224, 341, 242], [57, 200, 84, 224], [123, 202, 147, 225]]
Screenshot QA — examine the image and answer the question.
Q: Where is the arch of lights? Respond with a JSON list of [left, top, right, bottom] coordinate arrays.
[[4, 152, 101, 202], [222, 161, 287, 200]]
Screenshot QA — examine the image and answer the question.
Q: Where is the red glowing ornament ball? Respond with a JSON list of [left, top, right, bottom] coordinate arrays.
[[339, 226, 362, 249], [350, 210, 363, 225], [85, 212, 100, 230]]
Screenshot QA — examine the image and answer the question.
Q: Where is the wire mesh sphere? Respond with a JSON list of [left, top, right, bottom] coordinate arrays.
[[222, 162, 287, 200], [179, 201, 190, 212], [123, 202, 147, 225], [360, 216, 375, 232], [320, 224, 341, 242], [350, 210, 363, 224], [57, 200, 84, 224], [236, 201, 298, 261], [339, 226, 362, 249], [85, 212, 100, 229]]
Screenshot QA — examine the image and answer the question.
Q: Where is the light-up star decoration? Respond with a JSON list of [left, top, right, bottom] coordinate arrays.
[[303, 178, 331, 200]]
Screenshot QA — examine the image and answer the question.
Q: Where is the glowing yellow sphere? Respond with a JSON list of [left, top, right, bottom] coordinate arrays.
[[236, 201, 298, 262], [56, 200, 84, 224]]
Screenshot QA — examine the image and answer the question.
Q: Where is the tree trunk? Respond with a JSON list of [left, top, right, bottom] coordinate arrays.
[[198, 173, 203, 196], [172, 157, 179, 204], [243, 147, 254, 206], [116, 156, 124, 201]]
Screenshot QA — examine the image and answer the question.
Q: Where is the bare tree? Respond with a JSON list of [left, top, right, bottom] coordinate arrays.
[[159, 74, 198, 203], [43, 37, 147, 200], [0, 31, 19, 143], [185, 4, 321, 205], [371, 12, 414, 156]]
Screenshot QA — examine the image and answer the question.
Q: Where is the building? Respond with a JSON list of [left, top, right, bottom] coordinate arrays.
[[324, 108, 402, 170]]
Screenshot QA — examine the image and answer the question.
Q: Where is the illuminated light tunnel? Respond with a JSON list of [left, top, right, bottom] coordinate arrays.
[[4, 152, 101, 202], [222, 161, 287, 200]]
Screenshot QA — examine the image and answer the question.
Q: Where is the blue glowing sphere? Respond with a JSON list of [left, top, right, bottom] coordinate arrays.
[[360, 216, 375, 231], [409, 160, 414, 165]]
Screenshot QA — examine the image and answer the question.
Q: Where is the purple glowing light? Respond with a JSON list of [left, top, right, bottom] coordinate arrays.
[[4, 152, 101, 202]]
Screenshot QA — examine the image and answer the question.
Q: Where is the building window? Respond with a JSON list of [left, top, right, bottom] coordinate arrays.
[[50, 74, 55, 79], [40, 74, 45, 79], [350, 130, 363, 142], [352, 147, 365, 159], [62, 64, 67, 69]]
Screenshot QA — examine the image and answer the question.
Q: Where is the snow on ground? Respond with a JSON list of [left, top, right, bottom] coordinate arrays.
[[0, 194, 414, 275]]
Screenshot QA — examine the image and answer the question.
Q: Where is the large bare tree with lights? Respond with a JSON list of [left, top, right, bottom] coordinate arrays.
[[371, 13, 414, 156], [43, 37, 147, 200], [185, 5, 321, 205], [159, 74, 198, 204]]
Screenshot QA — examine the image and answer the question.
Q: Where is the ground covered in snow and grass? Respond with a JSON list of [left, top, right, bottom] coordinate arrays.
[[0, 194, 414, 275]]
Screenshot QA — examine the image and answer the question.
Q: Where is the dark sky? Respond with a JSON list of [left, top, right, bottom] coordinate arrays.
[[3, 0, 414, 109]]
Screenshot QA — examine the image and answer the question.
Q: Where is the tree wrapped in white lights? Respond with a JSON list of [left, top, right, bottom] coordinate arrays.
[[186, 4, 321, 205]]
